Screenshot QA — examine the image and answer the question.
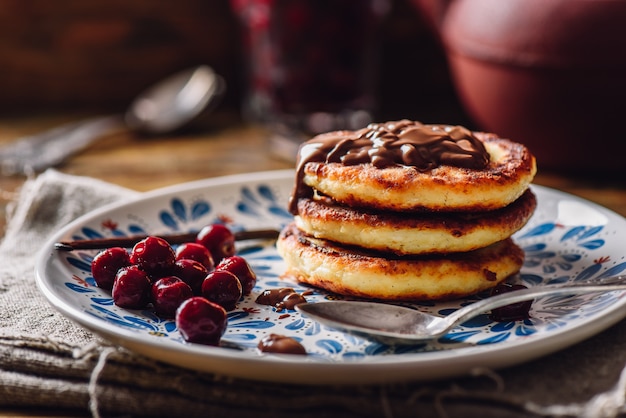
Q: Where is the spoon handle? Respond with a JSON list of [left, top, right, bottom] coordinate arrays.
[[0, 115, 123, 175], [436, 275, 626, 335]]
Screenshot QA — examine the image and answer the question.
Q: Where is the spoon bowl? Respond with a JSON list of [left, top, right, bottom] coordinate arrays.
[[125, 65, 225, 134], [0, 65, 225, 175], [296, 275, 626, 345]]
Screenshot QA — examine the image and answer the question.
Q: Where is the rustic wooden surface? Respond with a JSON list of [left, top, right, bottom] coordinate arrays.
[[0, 0, 451, 119], [0, 111, 625, 234], [1, 112, 625, 235], [0, 0, 241, 112], [0, 112, 289, 234]]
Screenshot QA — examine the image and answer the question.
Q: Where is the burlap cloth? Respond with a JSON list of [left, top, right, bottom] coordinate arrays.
[[2, 169, 626, 418]]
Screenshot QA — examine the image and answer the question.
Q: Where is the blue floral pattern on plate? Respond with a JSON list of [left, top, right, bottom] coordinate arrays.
[[37, 171, 626, 382]]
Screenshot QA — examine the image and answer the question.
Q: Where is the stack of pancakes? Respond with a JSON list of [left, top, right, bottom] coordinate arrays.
[[277, 120, 537, 301]]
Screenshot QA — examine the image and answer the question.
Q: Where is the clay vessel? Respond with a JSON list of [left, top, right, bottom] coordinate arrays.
[[413, 0, 626, 172]]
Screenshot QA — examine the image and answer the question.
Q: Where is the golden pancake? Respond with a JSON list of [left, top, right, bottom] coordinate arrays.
[[276, 223, 525, 301], [300, 133, 536, 212], [294, 188, 537, 255]]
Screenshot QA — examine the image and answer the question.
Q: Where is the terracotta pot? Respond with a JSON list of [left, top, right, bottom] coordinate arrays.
[[412, 0, 626, 172]]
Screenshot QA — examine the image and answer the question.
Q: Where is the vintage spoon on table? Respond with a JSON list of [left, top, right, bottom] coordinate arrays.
[[296, 275, 626, 345], [0, 65, 225, 175]]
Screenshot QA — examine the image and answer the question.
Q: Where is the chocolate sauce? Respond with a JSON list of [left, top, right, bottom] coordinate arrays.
[[489, 283, 532, 322], [289, 120, 490, 214], [255, 287, 307, 311], [258, 334, 307, 355]]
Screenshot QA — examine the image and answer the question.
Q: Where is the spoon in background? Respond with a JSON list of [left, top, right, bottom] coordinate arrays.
[[0, 65, 225, 176], [296, 275, 626, 345]]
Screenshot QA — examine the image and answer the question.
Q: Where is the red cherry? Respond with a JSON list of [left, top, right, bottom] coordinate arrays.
[[112, 265, 151, 309], [130, 236, 176, 277], [176, 297, 228, 345], [196, 224, 236, 263], [91, 247, 131, 290], [151, 276, 193, 318], [175, 242, 215, 271], [216, 255, 257, 295], [201, 270, 242, 311], [172, 259, 209, 295]]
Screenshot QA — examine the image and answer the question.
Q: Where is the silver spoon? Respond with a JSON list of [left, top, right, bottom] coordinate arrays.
[[0, 65, 225, 175], [296, 275, 626, 345]]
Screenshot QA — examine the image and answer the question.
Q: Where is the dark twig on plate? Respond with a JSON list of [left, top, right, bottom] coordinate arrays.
[[54, 228, 280, 251]]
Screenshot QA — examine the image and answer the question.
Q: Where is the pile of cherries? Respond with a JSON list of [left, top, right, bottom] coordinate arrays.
[[90, 224, 257, 346]]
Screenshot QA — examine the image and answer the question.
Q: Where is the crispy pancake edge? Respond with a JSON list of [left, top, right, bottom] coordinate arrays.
[[276, 223, 525, 301], [302, 134, 537, 212]]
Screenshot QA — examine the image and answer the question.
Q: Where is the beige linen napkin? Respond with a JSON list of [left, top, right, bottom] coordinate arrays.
[[1, 169, 626, 418], [0, 170, 403, 418]]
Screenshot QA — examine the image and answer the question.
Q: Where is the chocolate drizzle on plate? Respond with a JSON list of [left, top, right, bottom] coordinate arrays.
[[255, 287, 307, 311], [257, 334, 307, 355]]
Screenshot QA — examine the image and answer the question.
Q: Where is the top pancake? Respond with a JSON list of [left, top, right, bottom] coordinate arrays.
[[299, 131, 536, 212]]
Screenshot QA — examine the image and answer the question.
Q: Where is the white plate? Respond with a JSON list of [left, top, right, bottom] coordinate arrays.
[[36, 169, 626, 385]]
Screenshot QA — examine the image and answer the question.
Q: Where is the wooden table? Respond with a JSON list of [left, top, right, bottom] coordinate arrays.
[[0, 112, 295, 235], [1, 112, 625, 417], [1, 112, 625, 233]]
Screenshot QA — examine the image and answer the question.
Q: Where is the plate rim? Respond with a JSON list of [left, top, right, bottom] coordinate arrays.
[[34, 169, 626, 384]]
